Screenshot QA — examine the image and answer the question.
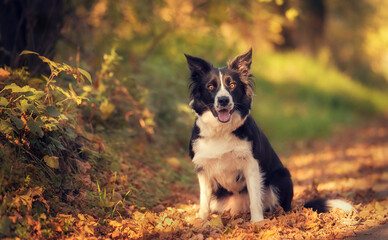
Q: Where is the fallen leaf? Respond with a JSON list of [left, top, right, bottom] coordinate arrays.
[[192, 218, 208, 228], [112, 230, 120, 238], [43, 155, 60, 169], [209, 215, 223, 227], [78, 214, 86, 221], [0, 68, 10, 81], [84, 225, 94, 235], [375, 201, 385, 211]]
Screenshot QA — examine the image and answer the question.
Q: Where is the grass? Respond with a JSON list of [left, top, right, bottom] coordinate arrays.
[[98, 128, 197, 210]]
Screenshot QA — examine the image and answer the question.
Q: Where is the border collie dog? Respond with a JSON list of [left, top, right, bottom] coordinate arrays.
[[185, 49, 353, 222]]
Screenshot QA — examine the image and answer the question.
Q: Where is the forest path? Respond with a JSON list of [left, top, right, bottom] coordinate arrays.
[[49, 116, 388, 239]]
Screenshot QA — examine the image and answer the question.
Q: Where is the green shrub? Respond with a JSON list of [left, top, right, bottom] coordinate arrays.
[[0, 51, 92, 177]]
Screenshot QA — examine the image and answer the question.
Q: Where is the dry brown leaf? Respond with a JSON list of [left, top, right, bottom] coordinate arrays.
[[0, 68, 10, 81], [84, 225, 94, 235], [191, 218, 208, 228]]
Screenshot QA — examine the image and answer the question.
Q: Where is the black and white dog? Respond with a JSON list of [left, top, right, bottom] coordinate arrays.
[[185, 49, 353, 222]]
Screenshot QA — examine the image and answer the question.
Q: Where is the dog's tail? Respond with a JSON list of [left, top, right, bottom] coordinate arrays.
[[304, 198, 355, 213]]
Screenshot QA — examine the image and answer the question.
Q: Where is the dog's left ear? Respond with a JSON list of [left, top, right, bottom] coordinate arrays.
[[227, 48, 252, 77], [184, 54, 212, 77]]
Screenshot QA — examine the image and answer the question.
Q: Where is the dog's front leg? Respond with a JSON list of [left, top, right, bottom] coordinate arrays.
[[244, 159, 264, 222], [197, 172, 212, 220]]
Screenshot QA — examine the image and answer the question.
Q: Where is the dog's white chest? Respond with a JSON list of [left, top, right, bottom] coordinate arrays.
[[192, 134, 252, 193]]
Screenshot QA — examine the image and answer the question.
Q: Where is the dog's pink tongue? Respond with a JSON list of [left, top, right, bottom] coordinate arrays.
[[217, 110, 230, 122]]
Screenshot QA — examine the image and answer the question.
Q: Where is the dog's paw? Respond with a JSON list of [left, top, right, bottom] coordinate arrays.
[[250, 214, 264, 223], [198, 210, 210, 220]]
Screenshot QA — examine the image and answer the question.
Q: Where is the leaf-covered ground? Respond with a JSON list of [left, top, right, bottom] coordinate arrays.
[[4, 116, 388, 239]]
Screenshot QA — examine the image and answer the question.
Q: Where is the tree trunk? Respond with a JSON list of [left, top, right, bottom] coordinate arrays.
[[0, 0, 66, 75]]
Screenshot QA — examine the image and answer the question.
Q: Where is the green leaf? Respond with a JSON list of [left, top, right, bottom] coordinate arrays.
[[36, 117, 44, 127], [223, 227, 233, 234], [42, 116, 60, 131], [0, 120, 12, 134], [2, 83, 23, 92], [20, 50, 57, 73], [78, 68, 92, 84], [18, 99, 30, 112], [9, 114, 25, 130], [28, 104, 40, 114], [48, 136, 65, 150], [2, 83, 37, 93], [26, 90, 45, 100], [46, 106, 61, 117], [27, 118, 44, 137], [64, 127, 77, 139], [44, 123, 59, 131], [55, 86, 70, 98], [21, 85, 37, 93], [209, 216, 224, 227], [0, 97, 8, 106], [43, 155, 59, 169]]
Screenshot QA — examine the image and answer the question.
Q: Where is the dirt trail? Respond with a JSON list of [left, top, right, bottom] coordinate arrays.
[[35, 117, 388, 239]]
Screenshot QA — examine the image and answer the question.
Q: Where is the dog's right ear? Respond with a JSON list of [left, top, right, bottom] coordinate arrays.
[[184, 54, 212, 76], [227, 48, 252, 78]]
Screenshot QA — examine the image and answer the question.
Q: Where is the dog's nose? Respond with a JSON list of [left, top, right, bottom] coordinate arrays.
[[218, 96, 230, 107]]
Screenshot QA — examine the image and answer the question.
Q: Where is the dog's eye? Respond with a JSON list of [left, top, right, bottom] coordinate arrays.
[[229, 82, 236, 89], [207, 84, 215, 90]]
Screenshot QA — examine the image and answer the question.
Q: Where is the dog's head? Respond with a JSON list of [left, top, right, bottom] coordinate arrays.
[[185, 49, 253, 123]]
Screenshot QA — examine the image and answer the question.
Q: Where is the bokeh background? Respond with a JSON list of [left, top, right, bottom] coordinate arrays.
[[2, 0, 388, 151]]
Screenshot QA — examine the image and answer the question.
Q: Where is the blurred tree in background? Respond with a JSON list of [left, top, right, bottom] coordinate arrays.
[[0, 0, 67, 75]]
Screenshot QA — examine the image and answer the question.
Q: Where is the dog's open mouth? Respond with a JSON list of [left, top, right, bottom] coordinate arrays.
[[217, 109, 233, 123]]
